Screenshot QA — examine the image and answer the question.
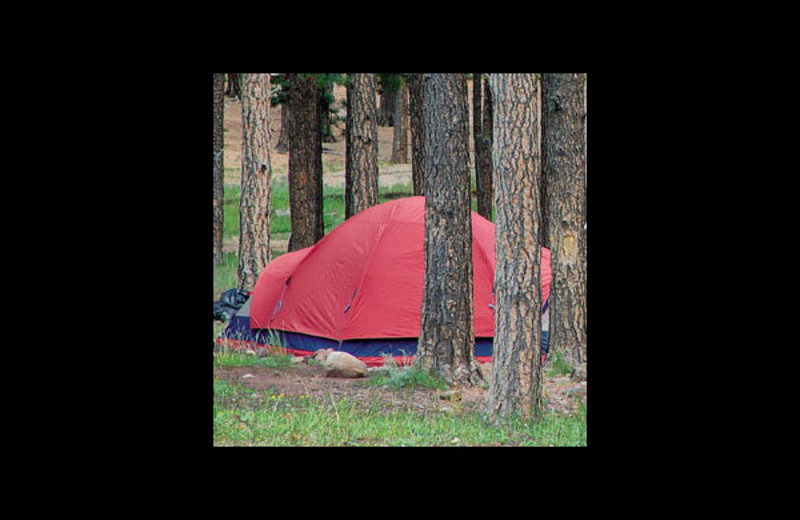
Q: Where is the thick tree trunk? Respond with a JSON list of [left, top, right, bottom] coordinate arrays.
[[345, 73, 379, 219], [473, 74, 493, 220], [213, 73, 225, 266], [408, 73, 426, 196], [390, 81, 409, 163], [484, 73, 544, 422], [237, 74, 272, 291], [414, 73, 482, 387], [542, 73, 587, 370], [287, 73, 324, 252]]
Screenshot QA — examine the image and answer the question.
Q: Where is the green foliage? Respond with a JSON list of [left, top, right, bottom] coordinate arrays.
[[367, 361, 449, 391], [546, 349, 573, 377]]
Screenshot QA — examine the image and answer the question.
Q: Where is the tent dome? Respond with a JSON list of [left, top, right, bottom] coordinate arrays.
[[221, 196, 551, 365]]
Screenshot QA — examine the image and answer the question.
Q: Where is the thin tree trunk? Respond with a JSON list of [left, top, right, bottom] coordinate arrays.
[[237, 74, 272, 291], [379, 75, 398, 126], [287, 73, 324, 251], [225, 73, 241, 99], [414, 73, 482, 387], [484, 73, 544, 422], [213, 73, 225, 265], [276, 101, 290, 153], [473, 73, 493, 220], [408, 73, 425, 196], [345, 73, 379, 219], [542, 73, 587, 370], [390, 80, 409, 163]]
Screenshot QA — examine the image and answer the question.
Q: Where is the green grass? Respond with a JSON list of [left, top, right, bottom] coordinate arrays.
[[213, 376, 586, 446]]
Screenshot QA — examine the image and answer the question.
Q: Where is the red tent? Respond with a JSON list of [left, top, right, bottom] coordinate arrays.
[[220, 196, 551, 366]]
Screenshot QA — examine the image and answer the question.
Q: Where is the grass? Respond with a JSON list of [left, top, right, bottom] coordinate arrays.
[[213, 376, 586, 447], [212, 348, 586, 446]]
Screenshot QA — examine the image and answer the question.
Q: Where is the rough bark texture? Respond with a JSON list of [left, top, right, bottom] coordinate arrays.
[[473, 73, 494, 220], [413, 73, 482, 387], [225, 73, 241, 99], [213, 73, 225, 265], [276, 100, 290, 153], [287, 73, 324, 252], [542, 73, 587, 369], [237, 74, 272, 291], [378, 75, 398, 126], [345, 73, 379, 219], [408, 73, 426, 196], [390, 81, 409, 164], [484, 73, 544, 421]]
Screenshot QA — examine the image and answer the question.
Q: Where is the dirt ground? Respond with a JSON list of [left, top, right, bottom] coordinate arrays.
[[213, 361, 586, 416]]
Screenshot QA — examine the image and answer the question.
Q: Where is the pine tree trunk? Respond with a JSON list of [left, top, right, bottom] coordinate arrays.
[[345, 73, 379, 219], [378, 75, 398, 126], [542, 73, 587, 370], [408, 73, 425, 196], [287, 73, 324, 252], [390, 81, 409, 163], [484, 73, 544, 422], [237, 74, 272, 291], [213, 73, 225, 266], [473, 74, 494, 220], [225, 73, 241, 99], [414, 73, 482, 387], [276, 101, 290, 153]]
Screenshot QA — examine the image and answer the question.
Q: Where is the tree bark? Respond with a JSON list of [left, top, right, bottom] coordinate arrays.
[[345, 73, 379, 219], [276, 101, 291, 153], [287, 73, 324, 251], [237, 74, 272, 291], [542, 73, 587, 369], [213, 73, 225, 265], [225, 73, 241, 99], [413, 73, 482, 387], [484, 73, 544, 422], [473, 73, 493, 220], [390, 80, 409, 163], [408, 73, 426, 196], [378, 74, 399, 126]]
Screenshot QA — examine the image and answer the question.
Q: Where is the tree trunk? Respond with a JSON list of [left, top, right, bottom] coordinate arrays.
[[237, 74, 272, 291], [276, 101, 291, 153], [408, 73, 425, 196], [484, 73, 544, 422], [287, 73, 324, 251], [345, 73, 379, 219], [541, 73, 587, 370], [320, 81, 336, 143], [378, 75, 399, 126], [213, 73, 225, 266], [390, 80, 409, 164], [413, 73, 482, 387], [473, 73, 493, 220], [225, 73, 241, 99]]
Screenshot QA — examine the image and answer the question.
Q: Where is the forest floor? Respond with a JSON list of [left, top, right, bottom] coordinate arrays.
[[216, 81, 586, 431]]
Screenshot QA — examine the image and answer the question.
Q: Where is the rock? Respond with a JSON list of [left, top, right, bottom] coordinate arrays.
[[255, 347, 271, 358], [323, 351, 368, 378], [290, 356, 306, 364], [241, 373, 255, 379], [313, 348, 334, 363]]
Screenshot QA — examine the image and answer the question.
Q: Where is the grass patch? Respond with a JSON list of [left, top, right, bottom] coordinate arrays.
[[213, 377, 586, 446], [213, 344, 294, 369]]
